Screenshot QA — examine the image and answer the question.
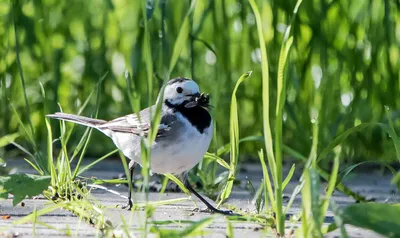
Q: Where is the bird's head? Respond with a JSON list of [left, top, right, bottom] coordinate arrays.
[[162, 77, 210, 109]]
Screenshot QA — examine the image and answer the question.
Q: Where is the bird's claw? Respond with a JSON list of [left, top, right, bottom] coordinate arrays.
[[121, 204, 132, 210], [201, 207, 240, 216], [217, 210, 241, 216], [121, 199, 133, 211]]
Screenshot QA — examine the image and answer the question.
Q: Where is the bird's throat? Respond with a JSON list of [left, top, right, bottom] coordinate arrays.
[[165, 100, 212, 133]]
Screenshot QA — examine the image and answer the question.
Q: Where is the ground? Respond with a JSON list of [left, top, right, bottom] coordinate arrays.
[[1, 158, 397, 237]]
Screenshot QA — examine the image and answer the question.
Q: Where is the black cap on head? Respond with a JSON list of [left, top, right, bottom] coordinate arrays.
[[167, 77, 191, 85]]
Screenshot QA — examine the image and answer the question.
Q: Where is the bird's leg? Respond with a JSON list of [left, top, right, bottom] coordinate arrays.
[[183, 176, 238, 216], [123, 162, 137, 210]]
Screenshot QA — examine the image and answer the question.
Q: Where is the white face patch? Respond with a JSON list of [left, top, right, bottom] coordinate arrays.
[[162, 79, 200, 105]]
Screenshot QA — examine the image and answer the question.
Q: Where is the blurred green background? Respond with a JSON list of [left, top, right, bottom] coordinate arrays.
[[1, 0, 400, 165]]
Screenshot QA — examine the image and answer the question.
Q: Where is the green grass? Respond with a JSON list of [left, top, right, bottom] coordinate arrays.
[[1, 0, 400, 237], [2, 0, 400, 162]]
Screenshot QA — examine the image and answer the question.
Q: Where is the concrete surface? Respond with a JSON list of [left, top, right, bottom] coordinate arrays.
[[1, 157, 398, 237]]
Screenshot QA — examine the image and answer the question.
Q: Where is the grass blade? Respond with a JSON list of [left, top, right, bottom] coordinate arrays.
[[204, 152, 230, 170], [164, 173, 191, 196], [72, 74, 104, 179], [301, 168, 311, 237], [309, 169, 323, 237], [118, 151, 134, 208], [384, 106, 400, 161], [44, 116, 56, 185], [248, 0, 276, 184], [320, 146, 340, 225], [22, 158, 40, 175], [218, 71, 252, 207], [168, 0, 197, 76], [258, 149, 275, 213], [0, 133, 19, 148], [10, 103, 36, 149], [12, 1, 34, 138], [282, 163, 295, 190], [40, 83, 56, 184], [273, 35, 294, 234]]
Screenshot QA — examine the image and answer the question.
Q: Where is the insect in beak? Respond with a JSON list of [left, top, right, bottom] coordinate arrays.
[[184, 93, 210, 109]]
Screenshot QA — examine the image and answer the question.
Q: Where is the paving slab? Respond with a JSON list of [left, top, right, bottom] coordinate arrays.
[[1, 158, 398, 237]]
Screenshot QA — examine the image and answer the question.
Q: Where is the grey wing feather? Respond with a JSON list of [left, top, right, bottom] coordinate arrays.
[[98, 106, 176, 137]]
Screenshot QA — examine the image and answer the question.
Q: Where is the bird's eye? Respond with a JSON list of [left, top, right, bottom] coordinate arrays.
[[176, 87, 183, 93]]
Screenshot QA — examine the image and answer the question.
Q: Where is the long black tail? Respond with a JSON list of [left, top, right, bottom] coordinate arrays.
[[46, 112, 107, 128]]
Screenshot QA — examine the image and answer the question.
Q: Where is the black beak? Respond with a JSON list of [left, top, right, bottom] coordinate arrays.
[[184, 93, 210, 108]]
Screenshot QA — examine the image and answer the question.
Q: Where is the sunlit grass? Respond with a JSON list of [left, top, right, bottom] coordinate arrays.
[[218, 71, 252, 207], [2, 0, 399, 162], [1, 0, 400, 237]]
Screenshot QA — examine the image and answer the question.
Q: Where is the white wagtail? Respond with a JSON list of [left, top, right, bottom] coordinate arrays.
[[47, 77, 234, 215]]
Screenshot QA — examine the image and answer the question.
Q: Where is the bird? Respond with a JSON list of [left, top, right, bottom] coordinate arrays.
[[47, 77, 234, 215]]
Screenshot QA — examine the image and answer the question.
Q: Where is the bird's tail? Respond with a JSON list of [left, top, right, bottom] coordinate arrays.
[[46, 112, 107, 128]]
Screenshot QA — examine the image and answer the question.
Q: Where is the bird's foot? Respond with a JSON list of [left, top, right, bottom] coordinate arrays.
[[200, 207, 241, 216], [121, 199, 133, 211]]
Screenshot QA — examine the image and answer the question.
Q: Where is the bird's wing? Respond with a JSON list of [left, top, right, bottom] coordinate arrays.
[[97, 106, 175, 137]]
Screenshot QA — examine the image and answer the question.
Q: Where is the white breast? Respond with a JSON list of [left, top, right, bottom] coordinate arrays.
[[149, 113, 213, 174]]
